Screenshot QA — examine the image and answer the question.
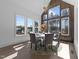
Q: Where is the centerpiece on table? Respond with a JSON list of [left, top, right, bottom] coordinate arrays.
[[40, 23, 47, 33]]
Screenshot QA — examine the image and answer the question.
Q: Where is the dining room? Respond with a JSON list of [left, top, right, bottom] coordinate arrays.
[[0, 0, 78, 59]]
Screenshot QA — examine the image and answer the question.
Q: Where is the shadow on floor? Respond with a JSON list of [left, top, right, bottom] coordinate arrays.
[[0, 41, 77, 59]]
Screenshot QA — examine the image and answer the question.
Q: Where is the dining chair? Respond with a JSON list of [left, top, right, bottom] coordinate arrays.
[[52, 32, 60, 54], [44, 34, 53, 51], [29, 33, 41, 50]]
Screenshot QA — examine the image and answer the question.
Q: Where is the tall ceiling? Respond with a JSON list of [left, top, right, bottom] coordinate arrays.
[[9, 0, 50, 16], [7, 0, 77, 16]]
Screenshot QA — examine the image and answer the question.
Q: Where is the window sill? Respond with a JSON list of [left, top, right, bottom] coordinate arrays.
[[16, 34, 26, 37]]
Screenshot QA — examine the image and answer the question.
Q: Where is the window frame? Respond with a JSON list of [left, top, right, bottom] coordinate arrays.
[[34, 20, 40, 33], [15, 15, 26, 36]]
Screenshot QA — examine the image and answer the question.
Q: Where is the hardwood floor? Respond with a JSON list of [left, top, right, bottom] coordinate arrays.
[[0, 41, 77, 59]]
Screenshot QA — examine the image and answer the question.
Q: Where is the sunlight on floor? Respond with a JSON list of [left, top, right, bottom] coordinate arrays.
[[58, 43, 70, 59], [13, 44, 25, 51], [13, 44, 24, 48], [14, 45, 25, 51], [3, 52, 18, 59]]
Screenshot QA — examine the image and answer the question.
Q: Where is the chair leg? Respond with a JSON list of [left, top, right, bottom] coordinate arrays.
[[54, 48, 58, 55], [45, 45, 47, 51], [31, 43, 32, 49], [51, 45, 53, 51], [35, 43, 37, 50]]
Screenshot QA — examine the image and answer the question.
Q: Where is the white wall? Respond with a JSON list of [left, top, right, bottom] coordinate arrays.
[[0, 0, 39, 48], [74, 5, 78, 56]]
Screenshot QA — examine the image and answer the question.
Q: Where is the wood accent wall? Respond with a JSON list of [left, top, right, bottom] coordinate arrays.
[[41, 0, 74, 42]]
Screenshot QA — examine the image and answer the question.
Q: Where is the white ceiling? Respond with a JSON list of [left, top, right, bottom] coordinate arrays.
[[8, 0, 77, 16], [9, 0, 50, 16]]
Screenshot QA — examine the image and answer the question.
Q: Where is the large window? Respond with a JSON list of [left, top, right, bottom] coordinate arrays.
[[61, 17, 69, 36], [16, 15, 40, 35], [16, 15, 25, 36], [27, 18, 33, 33], [48, 19, 60, 33], [34, 20, 39, 33], [48, 5, 60, 19]]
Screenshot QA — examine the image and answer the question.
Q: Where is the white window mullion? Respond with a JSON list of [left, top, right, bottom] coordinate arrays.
[[24, 17, 27, 35]]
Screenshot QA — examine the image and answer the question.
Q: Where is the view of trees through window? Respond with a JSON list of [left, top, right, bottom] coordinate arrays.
[[48, 19, 60, 33], [16, 15, 39, 36], [34, 20, 39, 33], [16, 15, 25, 35], [27, 18, 33, 33]]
